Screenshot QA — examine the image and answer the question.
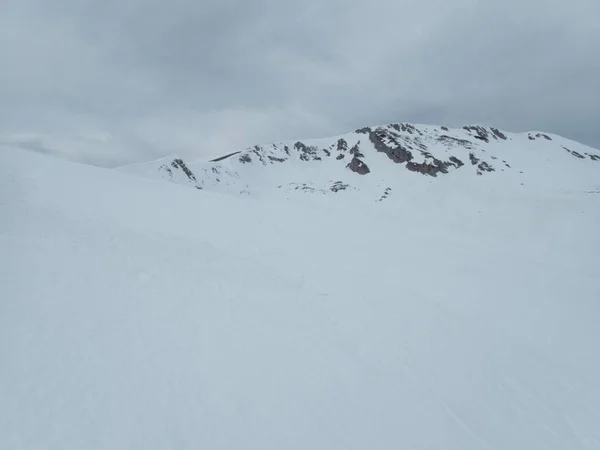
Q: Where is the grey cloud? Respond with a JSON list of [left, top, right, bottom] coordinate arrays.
[[1, 0, 599, 167]]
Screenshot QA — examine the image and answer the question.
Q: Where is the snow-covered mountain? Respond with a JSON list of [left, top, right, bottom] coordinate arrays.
[[1, 122, 600, 450], [118, 122, 600, 199]]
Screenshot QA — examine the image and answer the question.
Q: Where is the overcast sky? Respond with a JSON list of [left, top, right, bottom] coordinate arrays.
[[1, 0, 599, 166]]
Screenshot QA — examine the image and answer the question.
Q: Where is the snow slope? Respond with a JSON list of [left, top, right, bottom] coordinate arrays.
[[2, 142, 600, 449]]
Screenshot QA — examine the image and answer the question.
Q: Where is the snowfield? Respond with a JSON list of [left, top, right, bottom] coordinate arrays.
[[1, 128, 600, 450]]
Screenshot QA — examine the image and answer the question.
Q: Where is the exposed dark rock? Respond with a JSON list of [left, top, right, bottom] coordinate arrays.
[[210, 151, 241, 162], [563, 146, 585, 159], [368, 130, 413, 163], [469, 153, 480, 165], [529, 133, 552, 141], [268, 156, 286, 163], [349, 143, 364, 157], [491, 128, 508, 140], [336, 154, 345, 160], [346, 156, 370, 174], [406, 159, 452, 177], [449, 156, 464, 167], [391, 123, 422, 135], [295, 142, 321, 161], [477, 161, 495, 173], [330, 181, 350, 192], [378, 187, 392, 201], [283, 146, 290, 155], [588, 154, 600, 161], [355, 127, 371, 134], [337, 138, 348, 152], [441, 126, 449, 131], [239, 154, 252, 164], [323, 149, 331, 157], [171, 159, 197, 182], [463, 126, 490, 143], [437, 135, 474, 149], [251, 146, 268, 165]]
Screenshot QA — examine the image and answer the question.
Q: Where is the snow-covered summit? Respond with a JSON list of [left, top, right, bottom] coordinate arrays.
[[117, 122, 600, 200]]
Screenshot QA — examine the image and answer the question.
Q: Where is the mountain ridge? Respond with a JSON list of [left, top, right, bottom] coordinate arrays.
[[117, 122, 600, 200]]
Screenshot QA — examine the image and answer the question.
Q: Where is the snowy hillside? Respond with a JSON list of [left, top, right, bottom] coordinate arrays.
[[2, 127, 600, 450], [118, 123, 600, 199]]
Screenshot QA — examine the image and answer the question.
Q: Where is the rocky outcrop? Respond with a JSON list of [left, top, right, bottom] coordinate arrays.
[[406, 159, 452, 177], [210, 151, 241, 162], [449, 156, 464, 168], [337, 138, 348, 152], [295, 142, 321, 161], [368, 130, 413, 164], [347, 156, 370, 175], [563, 146, 586, 159], [171, 159, 198, 182], [463, 126, 507, 143]]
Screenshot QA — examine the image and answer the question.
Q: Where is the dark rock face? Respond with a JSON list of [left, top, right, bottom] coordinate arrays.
[[355, 127, 372, 134], [295, 142, 321, 161], [378, 187, 392, 201], [337, 138, 348, 152], [210, 151, 241, 162], [239, 154, 252, 164], [347, 156, 370, 174], [563, 146, 586, 159], [469, 153, 480, 165], [588, 154, 600, 161], [463, 126, 490, 143], [349, 143, 364, 157], [528, 133, 552, 141], [330, 181, 350, 192], [438, 135, 474, 149], [368, 130, 413, 164], [449, 156, 464, 168], [406, 159, 452, 177], [268, 156, 286, 163], [172, 159, 198, 182], [391, 123, 422, 135], [477, 162, 495, 173], [336, 154, 345, 160], [490, 128, 508, 140]]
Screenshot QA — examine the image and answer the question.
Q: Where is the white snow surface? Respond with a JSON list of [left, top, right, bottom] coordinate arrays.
[[2, 128, 600, 449]]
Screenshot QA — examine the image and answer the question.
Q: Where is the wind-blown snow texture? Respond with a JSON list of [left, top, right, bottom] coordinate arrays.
[[2, 123, 600, 450]]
